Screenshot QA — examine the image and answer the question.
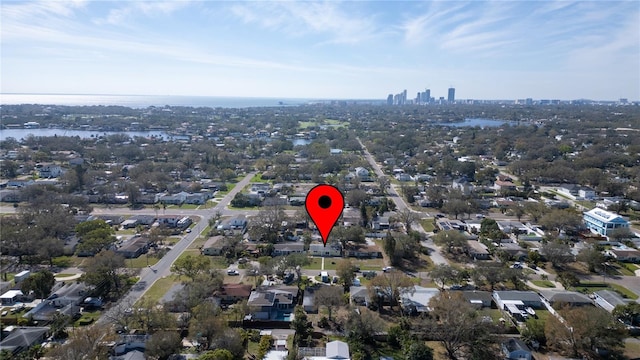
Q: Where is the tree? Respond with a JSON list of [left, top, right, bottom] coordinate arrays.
[[556, 271, 580, 290], [539, 209, 582, 233], [378, 176, 390, 195], [612, 302, 640, 326], [521, 318, 546, 347], [545, 306, 624, 359], [257, 335, 273, 360], [20, 270, 55, 299], [291, 306, 312, 347], [171, 254, 211, 282], [403, 341, 434, 360], [346, 189, 368, 207], [189, 302, 225, 350], [425, 292, 496, 360], [442, 199, 470, 219], [609, 228, 634, 242], [198, 349, 234, 360], [146, 331, 182, 360], [523, 201, 547, 222], [369, 270, 414, 310], [45, 324, 113, 360], [249, 204, 288, 243], [38, 237, 64, 266], [393, 208, 419, 234], [577, 246, 606, 273], [479, 218, 505, 240], [49, 312, 71, 340], [336, 259, 356, 289], [75, 219, 116, 256], [433, 230, 468, 254], [472, 262, 508, 290], [540, 241, 574, 268], [429, 264, 459, 289], [345, 307, 385, 345], [81, 250, 125, 297], [314, 286, 344, 321]]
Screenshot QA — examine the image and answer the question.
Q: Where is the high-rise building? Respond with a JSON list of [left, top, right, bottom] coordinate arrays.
[[425, 89, 431, 104], [448, 88, 455, 103], [387, 94, 394, 105]]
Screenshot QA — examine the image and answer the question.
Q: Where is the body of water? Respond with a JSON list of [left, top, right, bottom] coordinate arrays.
[[434, 118, 511, 127], [0, 93, 314, 109]]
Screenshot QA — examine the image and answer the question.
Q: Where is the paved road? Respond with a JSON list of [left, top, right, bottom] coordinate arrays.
[[96, 171, 256, 325], [358, 138, 449, 265]]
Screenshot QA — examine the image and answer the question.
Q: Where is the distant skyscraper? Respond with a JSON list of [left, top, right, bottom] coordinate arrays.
[[425, 89, 431, 104], [387, 94, 393, 105], [448, 88, 455, 103]]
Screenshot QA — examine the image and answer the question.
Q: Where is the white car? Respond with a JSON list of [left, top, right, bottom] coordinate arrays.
[[227, 269, 240, 276], [382, 266, 394, 273]]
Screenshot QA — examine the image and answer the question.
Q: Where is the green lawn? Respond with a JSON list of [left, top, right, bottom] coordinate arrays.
[[136, 275, 181, 306], [419, 219, 435, 232], [531, 280, 556, 288], [572, 282, 638, 300], [125, 255, 160, 269], [74, 310, 102, 326], [304, 258, 323, 270]]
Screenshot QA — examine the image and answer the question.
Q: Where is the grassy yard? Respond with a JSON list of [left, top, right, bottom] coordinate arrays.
[[572, 282, 638, 300], [136, 275, 181, 306], [74, 310, 102, 326], [419, 219, 436, 232], [531, 280, 556, 288], [125, 255, 160, 269], [304, 258, 323, 270]]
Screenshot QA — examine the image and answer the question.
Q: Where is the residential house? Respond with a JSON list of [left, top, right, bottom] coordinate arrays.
[[156, 215, 183, 228], [202, 236, 227, 256], [435, 218, 466, 232], [493, 291, 543, 313], [38, 164, 64, 178], [371, 216, 391, 231], [273, 243, 305, 256], [303, 286, 318, 313], [247, 286, 298, 320], [309, 243, 342, 257], [216, 284, 252, 304], [607, 248, 640, 263], [185, 192, 207, 205], [461, 291, 493, 309], [400, 286, 440, 315], [583, 208, 630, 237], [394, 173, 412, 182], [452, 177, 473, 195], [300, 340, 350, 360], [467, 240, 490, 260], [502, 338, 532, 360], [494, 180, 517, 192], [594, 290, 628, 312], [250, 182, 271, 195], [558, 184, 596, 200], [159, 192, 188, 205], [538, 290, 593, 309], [0, 290, 24, 306], [350, 286, 370, 307], [354, 167, 371, 181], [116, 237, 150, 259], [0, 327, 50, 355]]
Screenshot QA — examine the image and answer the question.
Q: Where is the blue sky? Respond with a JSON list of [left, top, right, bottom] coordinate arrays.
[[2, 0, 639, 101]]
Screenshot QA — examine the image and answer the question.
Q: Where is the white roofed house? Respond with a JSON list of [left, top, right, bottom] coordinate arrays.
[[583, 208, 629, 237], [309, 242, 342, 257], [37, 163, 64, 178]]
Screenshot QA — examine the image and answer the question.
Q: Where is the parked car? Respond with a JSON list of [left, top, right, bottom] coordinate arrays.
[[382, 266, 394, 273], [227, 269, 240, 276]]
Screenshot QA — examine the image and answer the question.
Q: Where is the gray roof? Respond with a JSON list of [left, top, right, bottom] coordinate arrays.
[[326, 340, 350, 359], [494, 291, 541, 303], [503, 338, 530, 353], [0, 327, 49, 352], [594, 290, 627, 307], [540, 290, 592, 304]]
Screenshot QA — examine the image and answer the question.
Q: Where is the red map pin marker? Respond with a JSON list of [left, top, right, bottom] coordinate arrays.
[[305, 184, 344, 246]]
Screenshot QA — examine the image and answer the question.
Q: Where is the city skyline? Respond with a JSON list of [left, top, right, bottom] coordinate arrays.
[[2, 1, 639, 101]]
